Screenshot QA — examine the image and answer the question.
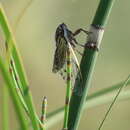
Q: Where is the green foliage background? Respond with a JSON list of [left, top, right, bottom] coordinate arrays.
[[0, 0, 130, 130]]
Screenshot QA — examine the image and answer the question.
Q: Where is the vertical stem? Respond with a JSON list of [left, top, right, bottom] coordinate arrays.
[[68, 0, 115, 130], [2, 86, 9, 130], [63, 48, 72, 130], [40, 96, 47, 130]]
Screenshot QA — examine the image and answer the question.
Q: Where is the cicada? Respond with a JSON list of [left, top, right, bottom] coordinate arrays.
[[52, 23, 90, 81]]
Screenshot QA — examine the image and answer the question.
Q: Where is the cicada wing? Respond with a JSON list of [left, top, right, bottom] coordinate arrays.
[[58, 58, 74, 89], [71, 58, 78, 86], [67, 42, 83, 95], [71, 57, 83, 96], [68, 42, 83, 79], [52, 37, 68, 73], [68, 42, 80, 71]]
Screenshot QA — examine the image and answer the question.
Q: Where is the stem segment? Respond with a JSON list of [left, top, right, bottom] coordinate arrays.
[[63, 48, 72, 130], [40, 96, 47, 130]]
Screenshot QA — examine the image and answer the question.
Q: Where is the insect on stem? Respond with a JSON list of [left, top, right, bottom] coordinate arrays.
[[52, 23, 89, 129]]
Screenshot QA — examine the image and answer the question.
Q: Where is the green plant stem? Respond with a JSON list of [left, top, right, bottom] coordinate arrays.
[[63, 48, 72, 130], [10, 58, 23, 94], [0, 4, 39, 130], [2, 86, 9, 130], [40, 97, 47, 130], [67, 0, 115, 129], [0, 57, 28, 130]]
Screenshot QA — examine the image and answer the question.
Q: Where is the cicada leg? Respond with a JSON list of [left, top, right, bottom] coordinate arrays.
[[73, 29, 99, 51], [72, 28, 91, 48], [73, 28, 90, 36]]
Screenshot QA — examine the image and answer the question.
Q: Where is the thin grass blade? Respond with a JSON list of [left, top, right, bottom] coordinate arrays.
[[98, 74, 130, 130]]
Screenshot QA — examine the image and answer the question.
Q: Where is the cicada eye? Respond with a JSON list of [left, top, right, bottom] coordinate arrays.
[[57, 27, 64, 34], [59, 26, 63, 32], [59, 28, 62, 31]]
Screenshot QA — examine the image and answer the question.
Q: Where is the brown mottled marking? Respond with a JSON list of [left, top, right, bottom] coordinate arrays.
[[67, 76, 71, 81], [65, 98, 70, 105], [9, 67, 12, 73]]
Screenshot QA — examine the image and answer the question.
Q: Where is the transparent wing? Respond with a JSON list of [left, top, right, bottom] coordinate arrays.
[[71, 58, 83, 96], [54, 41, 83, 95], [58, 63, 67, 81], [57, 58, 79, 90], [68, 42, 80, 69], [52, 37, 68, 73], [63, 24, 81, 79], [68, 42, 83, 80]]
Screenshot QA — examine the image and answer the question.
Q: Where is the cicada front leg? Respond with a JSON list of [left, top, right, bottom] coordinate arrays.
[[72, 28, 91, 47], [73, 28, 91, 36]]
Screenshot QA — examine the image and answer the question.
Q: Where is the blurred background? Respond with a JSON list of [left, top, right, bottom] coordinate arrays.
[[0, 0, 130, 130]]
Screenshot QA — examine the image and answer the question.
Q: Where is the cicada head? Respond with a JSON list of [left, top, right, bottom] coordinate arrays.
[[55, 23, 68, 44]]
